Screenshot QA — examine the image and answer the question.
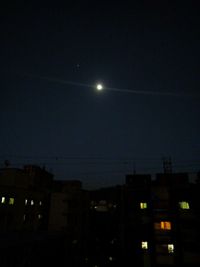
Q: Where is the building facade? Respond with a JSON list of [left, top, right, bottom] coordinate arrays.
[[82, 173, 200, 267], [0, 165, 200, 267], [123, 173, 200, 267], [0, 165, 53, 232]]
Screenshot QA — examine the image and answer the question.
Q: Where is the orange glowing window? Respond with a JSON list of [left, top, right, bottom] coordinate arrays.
[[160, 221, 171, 230]]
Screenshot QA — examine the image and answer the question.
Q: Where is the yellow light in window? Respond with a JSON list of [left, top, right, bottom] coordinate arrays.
[[179, 201, 190, 209], [1, 197, 6, 204], [25, 199, 28, 205], [141, 241, 148, 249], [168, 244, 174, 253], [140, 202, 147, 209], [31, 200, 34, 206], [161, 221, 171, 230], [9, 198, 14, 205]]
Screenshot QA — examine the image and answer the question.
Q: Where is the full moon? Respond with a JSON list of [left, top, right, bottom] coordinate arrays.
[[96, 84, 103, 90]]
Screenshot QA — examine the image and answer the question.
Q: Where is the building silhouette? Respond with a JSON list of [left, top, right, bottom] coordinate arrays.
[[0, 165, 52, 232], [84, 173, 200, 267], [0, 165, 200, 266]]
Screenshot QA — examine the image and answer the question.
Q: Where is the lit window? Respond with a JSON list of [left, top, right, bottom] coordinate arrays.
[[140, 202, 147, 209], [168, 244, 174, 253], [141, 241, 148, 249], [161, 221, 171, 230], [9, 198, 14, 205], [31, 200, 34, 206], [25, 199, 28, 205], [39, 201, 42, 206], [179, 201, 190, 209], [1, 197, 6, 204], [108, 256, 113, 261], [154, 221, 172, 230], [38, 214, 42, 219], [156, 244, 174, 254]]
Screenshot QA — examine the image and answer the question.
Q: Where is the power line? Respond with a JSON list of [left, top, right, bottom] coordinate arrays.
[[0, 155, 199, 167], [0, 154, 164, 161]]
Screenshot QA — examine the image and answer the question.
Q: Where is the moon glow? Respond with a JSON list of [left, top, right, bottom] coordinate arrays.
[[96, 84, 103, 90]]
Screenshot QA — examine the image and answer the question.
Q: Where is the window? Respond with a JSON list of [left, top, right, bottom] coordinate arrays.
[[154, 221, 171, 230], [23, 214, 26, 221], [140, 202, 147, 209], [1, 197, 6, 204], [108, 257, 113, 261], [179, 201, 190, 209], [39, 201, 42, 206], [156, 244, 174, 254], [38, 214, 42, 219], [25, 199, 28, 205], [168, 244, 174, 253], [9, 198, 14, 205], [161, 221, 171, 230], [31, 200, 34, 206], [141, 241, 148, 250]]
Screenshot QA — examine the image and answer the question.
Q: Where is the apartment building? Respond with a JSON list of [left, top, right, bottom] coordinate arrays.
[[0, 165, 53, 232], [124, 173, 200, 267]]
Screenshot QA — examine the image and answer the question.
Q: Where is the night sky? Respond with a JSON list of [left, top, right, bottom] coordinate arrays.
[[1, 2, 200, 188]]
